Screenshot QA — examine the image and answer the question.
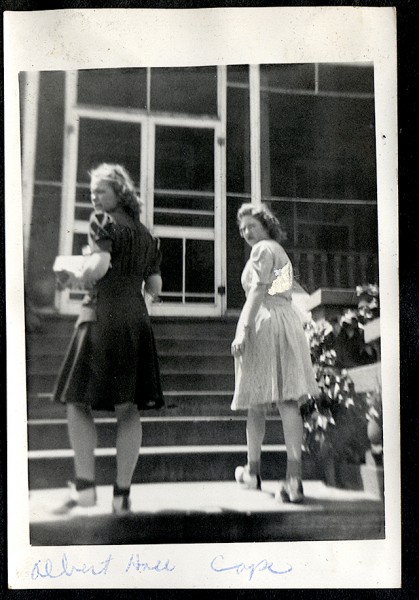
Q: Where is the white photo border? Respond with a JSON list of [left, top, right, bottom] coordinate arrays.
[[5, 6, 400, 589]]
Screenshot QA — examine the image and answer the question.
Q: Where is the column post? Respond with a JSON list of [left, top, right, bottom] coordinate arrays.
[[21, 71, 40, 272], [249, 65, 261, 209]]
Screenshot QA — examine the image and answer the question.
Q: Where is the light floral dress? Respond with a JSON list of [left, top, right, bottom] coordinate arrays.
[[231, 239, 319, 410]]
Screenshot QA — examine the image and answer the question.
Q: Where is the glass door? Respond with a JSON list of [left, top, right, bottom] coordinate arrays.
[[57, 114, 223, 316], [57, 70, 224, 317], [57, 111, 147, 314], [147, 119, 223, 316]]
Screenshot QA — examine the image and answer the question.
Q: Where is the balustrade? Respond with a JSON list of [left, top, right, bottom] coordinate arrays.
[[288, 248, 379, 293]]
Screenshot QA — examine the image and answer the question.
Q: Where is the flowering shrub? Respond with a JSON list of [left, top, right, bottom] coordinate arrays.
[[302, 284, 381, 464], [365, 388, 382, 425], [302, 320, 369, 463], [356, 284, 380, 324]]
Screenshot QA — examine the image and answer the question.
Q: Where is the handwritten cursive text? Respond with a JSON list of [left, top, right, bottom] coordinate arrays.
[[125, 554, 176, 574], [210, 554, 292, 581], [31, 554, 113, 580]]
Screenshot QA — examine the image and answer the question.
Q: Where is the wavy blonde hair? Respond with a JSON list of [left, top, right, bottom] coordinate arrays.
[[89, 163, 143, 220]]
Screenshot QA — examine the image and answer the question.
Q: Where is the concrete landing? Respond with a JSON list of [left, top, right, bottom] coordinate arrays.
[[29, 481, 385, 546]]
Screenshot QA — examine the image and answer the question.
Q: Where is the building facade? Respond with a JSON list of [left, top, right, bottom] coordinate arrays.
[[21, 64, 378, 317]]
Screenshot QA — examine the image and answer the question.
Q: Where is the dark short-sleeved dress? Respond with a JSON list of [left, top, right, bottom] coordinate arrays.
[[53, 208, 164, 412]]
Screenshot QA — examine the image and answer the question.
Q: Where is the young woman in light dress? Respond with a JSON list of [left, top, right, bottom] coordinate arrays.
[[231, 203, 319, 503]]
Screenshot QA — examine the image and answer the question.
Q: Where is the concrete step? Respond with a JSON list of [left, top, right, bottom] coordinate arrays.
[[28, 315, 237, 339], [27, 337, 232, 358], [28, 315, 76, 337], [27, 372, 236, 396], [347, 362, 382, 393], [28, 392, 244, 418], [28, 446, 323, 490], [29, 480, 385, 545], [157, 338, 232, 354], [26, 335, 76, 355], [26, 353, 235, 374], [28, 416, 286, 450], [152, 320, 237, 338]]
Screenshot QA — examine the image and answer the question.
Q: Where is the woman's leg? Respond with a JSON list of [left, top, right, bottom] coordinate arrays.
[[276, 400, 304, 502], [236, 404, 267, 489], [277, 400, 304, 478], [246, 404, 267, 475], [114, 402, 142, 489], [53, 403, 97, 512], [66, 402, 97, 483]]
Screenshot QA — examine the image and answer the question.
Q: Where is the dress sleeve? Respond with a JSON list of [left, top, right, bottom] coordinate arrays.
[[88, 212, 115, 253], [250, 241, 274, 287], [144, 236, 162, 280]]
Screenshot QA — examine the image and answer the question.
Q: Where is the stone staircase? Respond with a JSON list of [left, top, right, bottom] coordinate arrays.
[[26, 313, 384, 544]]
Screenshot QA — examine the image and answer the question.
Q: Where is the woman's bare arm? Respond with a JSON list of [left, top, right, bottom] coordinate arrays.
[[80, 252, 111, 288]]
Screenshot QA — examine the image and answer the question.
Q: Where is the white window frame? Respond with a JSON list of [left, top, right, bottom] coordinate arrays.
[[146, 115, 223, 317], [56, 67, 227, 317]]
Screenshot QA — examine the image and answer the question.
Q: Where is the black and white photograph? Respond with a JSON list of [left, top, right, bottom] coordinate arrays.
[[5, 7, 400, 589]]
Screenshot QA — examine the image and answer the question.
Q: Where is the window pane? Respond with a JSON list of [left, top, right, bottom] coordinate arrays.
[[298, 223, 349, 250], [227, 88, 251, 194], [77, 68, 147, 109], [159, 238, 183, 293], [352, 205, 378, 252], [267, 201, 294, 246], [297, 203, 348, 224], [77, 118, 142, 185], [185, 296, 215, 304], [162, 295, 183, 303], [151, 67, 217, 115], [154, 126, 214, 191], [260, 92, 376, 200], [34, 71, 65, 181], [75, 206, 93, 221], [227, 65, 249, 85], [27, 183, 62, 307], [72, 232, 89, 255], [260, 64, 315, 91], [318, 64, 374, 94], [153, 213, 214, 228], [75, 186, 91, 205], [69, 291, 86, 301], [154, 192, 214, 228], [185, 240, 214, 294], [154, 193, 213, 212], [226, 196, 249, 309]]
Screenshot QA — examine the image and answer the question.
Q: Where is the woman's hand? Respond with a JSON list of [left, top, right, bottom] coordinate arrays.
[[80, 268, 98, 289], [145, 273, 163, 303], [231, 326, 250, 357], [231, 285, 264, 357]]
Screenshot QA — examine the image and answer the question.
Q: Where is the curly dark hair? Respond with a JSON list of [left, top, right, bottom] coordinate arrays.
[[89, 163, 143, 220], [237, 203, 287, 243]]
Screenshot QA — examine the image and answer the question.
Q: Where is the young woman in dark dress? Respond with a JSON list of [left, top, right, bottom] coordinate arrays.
[[53, 163, 164, 514]]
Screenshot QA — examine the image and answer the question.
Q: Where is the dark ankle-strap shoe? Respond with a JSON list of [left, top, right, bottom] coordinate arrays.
[[112, 486, 132, 514]]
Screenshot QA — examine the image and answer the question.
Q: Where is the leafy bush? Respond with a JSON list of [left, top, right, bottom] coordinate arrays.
[[302, 284, 381, 464]]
